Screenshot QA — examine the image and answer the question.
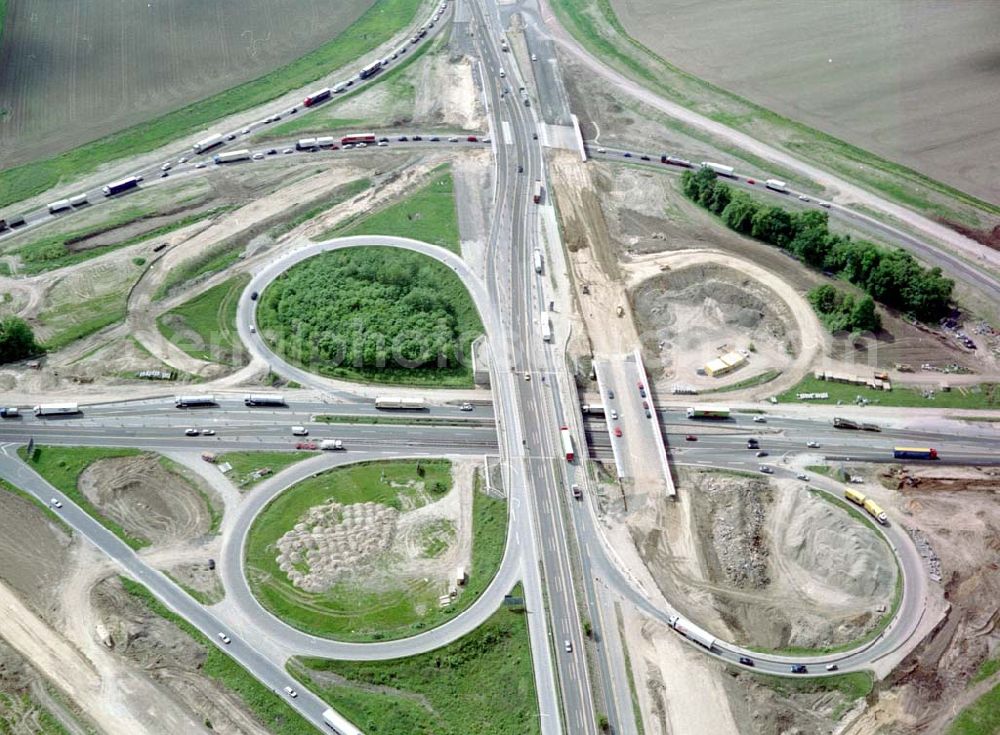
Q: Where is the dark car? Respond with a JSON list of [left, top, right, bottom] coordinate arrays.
[[413, 134, 423, 141], [739, 656, 754, 667], [250, 291, 259, 301], [791, 665, 808, 674], [267, 148, 278, 155], [607, 390, 615, 399], [623, 152, 633, 158], [378, 137, 389, 143], [640, 155, 650, 161], [207, 558, 216, 570], [755, 450, 768, 457], [645, 410, 651, 418], [685, 435, 697, 441]]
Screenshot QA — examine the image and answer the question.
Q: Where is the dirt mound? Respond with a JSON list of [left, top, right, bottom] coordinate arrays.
[[883, 463, 1000, 493], [0, 491, 72, 622], [79, 455, 217, 546], [92, 577, 271, 735], [682, 473, 895, 649], [631, 262, 798, 385], [941, 219, 1000, 252], [275, 501, 398, 593], [693, 474, 772, 590]]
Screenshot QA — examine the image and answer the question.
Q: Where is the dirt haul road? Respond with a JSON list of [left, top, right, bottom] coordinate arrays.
[[536, 0, 1000, 274]]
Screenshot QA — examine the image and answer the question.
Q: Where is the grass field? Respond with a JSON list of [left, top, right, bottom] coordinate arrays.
[[118, 576, 313, 735], [153, 241, 246, 301], [7, 205, 230, 276], [290, 584, 538, 735], [549, 0, 1000, 224], [257, 247, 483, 387], [157, 275, 249, 365], [18, 445, 147, 549], [0, 0, 422, 210], [245, 461, 508, 641], [776, 376, 1000, 409], [215, 451, 315, 490], [319, 165, 461, 254], [947, 683, 1000, 735], [39, 292, 128, 352]]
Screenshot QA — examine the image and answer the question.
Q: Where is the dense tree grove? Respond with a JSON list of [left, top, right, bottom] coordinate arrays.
[[807, 285, 881, 334], [257, 248, 483, 383], [681, 167, 953, 321], [0, 317, 41, 364]]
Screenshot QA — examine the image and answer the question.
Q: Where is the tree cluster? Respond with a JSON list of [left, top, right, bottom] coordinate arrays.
[[257, 248, 483, 377], [0, 317, 41, 364], [807, 285, 881, 334], [681, 167, 953, 321]]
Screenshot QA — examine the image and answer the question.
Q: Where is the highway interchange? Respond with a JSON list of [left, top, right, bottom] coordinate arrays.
[[0, 0, 999, 733]]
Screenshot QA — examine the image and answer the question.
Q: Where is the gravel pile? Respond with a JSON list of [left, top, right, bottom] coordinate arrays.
[[708, 479, 771, 589], [275, 501, 398, 593]]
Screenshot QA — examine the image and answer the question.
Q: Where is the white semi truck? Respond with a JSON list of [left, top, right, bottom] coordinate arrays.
[[193, 133, 225, 153], [700, 161, 736, 178], [668, 614, 717, 650], [33, 403, 80, 416], [320, 439, 344, 450], [213, 149, 251, 164], [533, 249, 543, 273], [765, 179, 788, 193]]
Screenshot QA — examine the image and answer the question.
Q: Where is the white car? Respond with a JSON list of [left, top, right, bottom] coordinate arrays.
[[753, 416, 766, 423], [356, 142, 367, 148], [282, 147, 294, 154], [806, 441, 820, 448], [161, 162, 172, 171], [758, 465, 773, 474], [241, 127, 251, 134], [252, 152, 264, 160], [459, 403, 473, 411], [217, 632, 231, 645], [597, 147, 606, 153], [283, 686, 298, 698], [377, 141, 388, 147], [448, 136, 459, 142], [178, 156, 189, 164], [611, 410, 618, 420], [50, 498, 63, 509], [531, 53, 538, 61], [798, 195, 811, 202], [291, 426, 309, 436], [564, 640, 572, 653], [185, 428, 200, 436], [194, 162, 207, 169], [201, 429, 216, 436], [796, 473, 809, 481]]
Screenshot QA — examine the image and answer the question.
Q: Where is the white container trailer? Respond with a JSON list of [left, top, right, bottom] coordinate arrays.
[[533, 249, 543, 274], [320, 439, 344, 450], [668, 614, 717, 650], [321, 708, 362, 735], [193, 133, 225, 153], [175, 395, 216, 408], [33, 403, 80, 416], [213, 149, 251, 164], [541, 317, 552, 342], [765, 179, 788, 193], [700, 161, 736, 177], [243, 393, 285, 407], [48, 200, 72, 214], [296, 138, 318, 150], [374, 396, 427, 410], [316, 136, 335, 148], [69, 194, 88, 207]]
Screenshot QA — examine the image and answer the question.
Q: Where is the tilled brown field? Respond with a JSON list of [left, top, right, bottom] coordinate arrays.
[[611, 0, 1000, 205], [0, 0, 372, 167]]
